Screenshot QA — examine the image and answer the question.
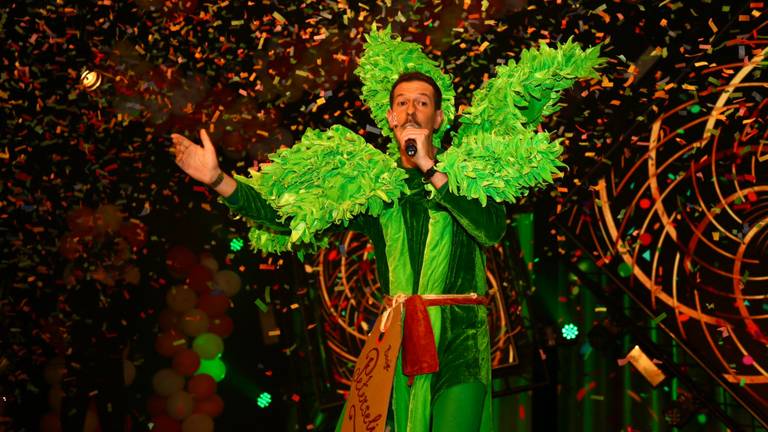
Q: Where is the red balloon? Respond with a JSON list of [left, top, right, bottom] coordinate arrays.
[[187, 374, 217, 399], [193, 394, 224, 418], [147, 395, 168, 417], [208, 316, 234, 338], [151, 415, 182, 432], [119, 220, 147, 249], [166, 246, 198, 278], [155, 330, 187, 357], [187, 265, 214, 294], [67, 206, 96, 235], [158, 309, 181, 332], [172, 349, 201, 377], [197, 294, 230, 318]]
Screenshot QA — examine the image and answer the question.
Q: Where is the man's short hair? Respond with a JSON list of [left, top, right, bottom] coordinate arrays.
[[389, 72, 443, 110]]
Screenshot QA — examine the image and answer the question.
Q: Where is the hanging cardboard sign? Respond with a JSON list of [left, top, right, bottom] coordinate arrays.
[[341, 303, 403, 432]]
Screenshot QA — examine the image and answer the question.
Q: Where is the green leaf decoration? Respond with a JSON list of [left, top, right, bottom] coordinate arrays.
[[458, 37, 606, 139], [236, 124, 409, 253], [245, 224, 329, 261], [439, 38, 604, 204], [355, 25, 456, 159], [437, 129, 567, 206]]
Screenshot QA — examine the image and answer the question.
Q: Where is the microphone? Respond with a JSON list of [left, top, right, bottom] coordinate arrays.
[[405, 139, 417, 157], [403, 123, 418, 157]]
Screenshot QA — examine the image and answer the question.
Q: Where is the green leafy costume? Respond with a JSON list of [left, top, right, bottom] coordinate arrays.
[[219, 26, 603, 432]]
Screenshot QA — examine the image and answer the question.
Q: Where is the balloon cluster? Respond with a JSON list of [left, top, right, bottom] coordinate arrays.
[[39, 204, 146, 432], [149, 246, 241, 432], [60, 204, 147, 287]]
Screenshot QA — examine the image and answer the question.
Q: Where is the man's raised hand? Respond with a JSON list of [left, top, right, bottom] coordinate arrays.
[[171, 129, 220, 184]]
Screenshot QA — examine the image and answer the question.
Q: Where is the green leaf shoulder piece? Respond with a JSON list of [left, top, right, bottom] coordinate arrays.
[[438, 38, 604, 205], [459, 37, 606, 135], [235, 124, 409, 254]]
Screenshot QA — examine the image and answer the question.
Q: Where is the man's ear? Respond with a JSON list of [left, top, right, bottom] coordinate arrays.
[[433, 110, 444, 131], [386, 108, 395, 128]]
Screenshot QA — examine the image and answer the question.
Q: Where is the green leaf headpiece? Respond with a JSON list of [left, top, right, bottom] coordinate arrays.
[[355, 25, 456, 159]]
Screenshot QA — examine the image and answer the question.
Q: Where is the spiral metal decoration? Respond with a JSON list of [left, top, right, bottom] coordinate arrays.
[[559, 22, 768, 417]]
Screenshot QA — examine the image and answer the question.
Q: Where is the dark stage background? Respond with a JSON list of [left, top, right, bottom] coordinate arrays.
[[1, 0, 767, 431]]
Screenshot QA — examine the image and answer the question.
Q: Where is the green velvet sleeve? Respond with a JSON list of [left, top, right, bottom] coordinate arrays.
[[432, 181, 506, 247], [220, 179, 291, 233]]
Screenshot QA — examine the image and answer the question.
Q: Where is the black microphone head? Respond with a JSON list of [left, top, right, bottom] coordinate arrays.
[[405, 138, 417, 157]]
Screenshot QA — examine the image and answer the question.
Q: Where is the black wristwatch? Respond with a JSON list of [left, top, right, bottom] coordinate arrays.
[[422, 162, 438, 181]]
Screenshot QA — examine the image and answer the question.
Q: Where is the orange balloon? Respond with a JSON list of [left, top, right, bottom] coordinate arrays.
[[180, 309, 209, 337], [181, 413, 214, 432], [166, 391, 194, 420], [166, 286, 198, 313], [152, 369, 185, 397], [212, 270, 241, 297], [198, 252, 219, 273]]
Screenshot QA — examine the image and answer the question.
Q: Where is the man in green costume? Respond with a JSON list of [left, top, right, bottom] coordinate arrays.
[[172, 70, 505, 431], [172, 27, 602, 432]]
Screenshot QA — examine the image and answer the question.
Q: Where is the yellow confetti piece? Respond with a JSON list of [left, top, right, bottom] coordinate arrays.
[[272, 11, 286, 23], [708, 18, 718, 33]]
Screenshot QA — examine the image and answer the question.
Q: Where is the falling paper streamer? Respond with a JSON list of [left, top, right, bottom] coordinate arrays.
[[618, 345, 666, 387]]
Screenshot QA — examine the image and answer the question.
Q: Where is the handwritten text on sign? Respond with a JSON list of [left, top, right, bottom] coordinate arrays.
[[342, 303, 403, 432]]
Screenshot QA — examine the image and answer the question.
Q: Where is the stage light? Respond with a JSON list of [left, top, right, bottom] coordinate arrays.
[[80, 68, 102, 91], [230, 237, 244, 252], [257, 391, 272, 408], [562, 323, 579, 340]]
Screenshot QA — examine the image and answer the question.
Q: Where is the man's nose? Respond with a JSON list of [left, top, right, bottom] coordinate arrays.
[[405, 101, 415, 114]]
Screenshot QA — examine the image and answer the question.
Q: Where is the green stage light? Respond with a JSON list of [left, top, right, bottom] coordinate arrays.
[[257, 392, 272, 408], [562, 323, 579, 340], [230, 237, 244, 252]]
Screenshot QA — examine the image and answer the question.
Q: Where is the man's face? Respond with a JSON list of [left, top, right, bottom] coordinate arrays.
[[387, 80, 443, 138]]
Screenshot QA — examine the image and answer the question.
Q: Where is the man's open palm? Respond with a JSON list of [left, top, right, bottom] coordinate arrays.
[[171, 129, 219, 184]]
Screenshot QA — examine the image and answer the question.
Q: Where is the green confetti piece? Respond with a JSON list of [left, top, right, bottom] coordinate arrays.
[[651, 312, 668, 325], [255, 298, 268, 313]]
